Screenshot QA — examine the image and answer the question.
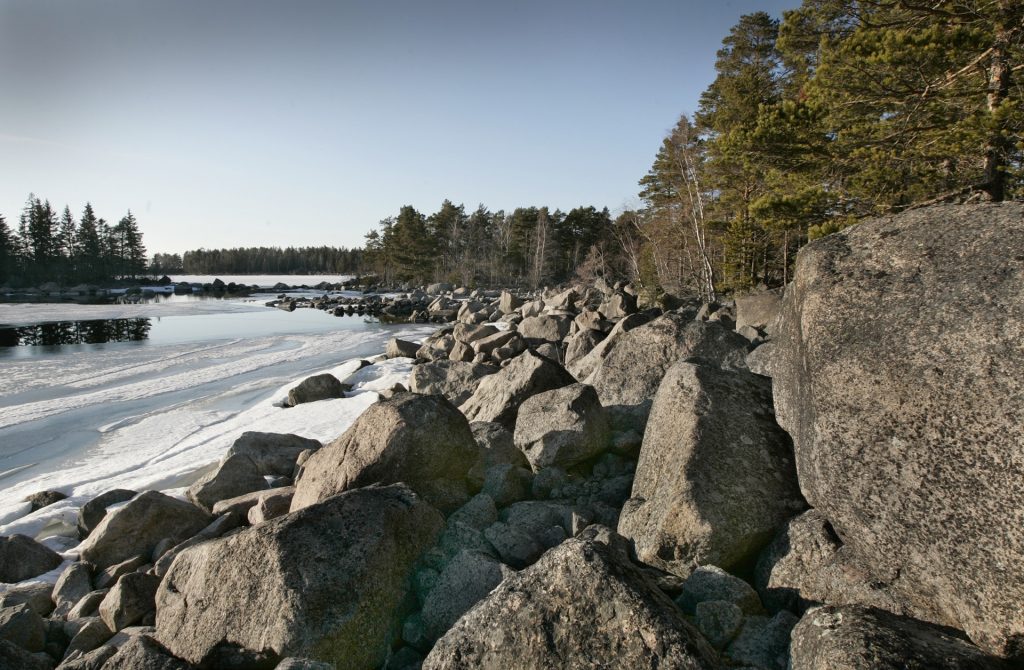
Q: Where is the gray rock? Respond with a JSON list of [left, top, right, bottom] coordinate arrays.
[[209, 490, 265, 519], [427, 282, 453, 296], [246, 487, 294, 525], [447, 494, 498, 531], [94, 555, 147, 590], [287, 373, 347, 406], [63, 617, 113, 661], [291, 393, 477, 514], [386, 337, 421, 359], [694, 600, 743, 649], [459, 350, 576, 428], [563, 328, 605, 369], [77, 489, 137, 539], [53, 563, 93, 618], [754, 509, 907, 617], [452, 323, 499, 345], [224, 432, 322, 477], [56, 644, 117, 670], [0, 640, 52, 670], [422, 527, 719, 670], [726, 611, 799, 670], [409, 360, 497, 407], [102, 635, 191, 670], [514, 383, 610, 472], [99, 573, 160, 632], [469, 331, 517, 357], [421, 550, 514, 641], [0, 535, 63, 582], [734, 289, 782, 335], [480, 464, 532, 508], [448, 340, 474, 362], [25, 490, 67, 512], [466, 422, 529, 490], [186, 454, 269, 513], [156, 484, 443, 668], [78, 491, 212, 571], [417, 334, 456, 362], [600, 291, 637, 319], [517, 314, 571, 346], [790, 605, 1009, 670], [618, 360, 804, 575], [744, 342, 775, 378], [588, 313, 750, 432], [770, 203, 1024, 656], [533, 342, 561, 363], [498, 291, 523, 314], [677, 566, 763, 616], [276, 658, 335, 670], [0, 603, 46, 652], [0, 583, 54, 617], [566, 311, 655, 381], [151, 512, 242, 579], [66, 590, 108, 621]]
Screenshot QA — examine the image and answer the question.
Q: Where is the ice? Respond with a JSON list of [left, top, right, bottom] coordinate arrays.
[[0, 322, 434, 561]]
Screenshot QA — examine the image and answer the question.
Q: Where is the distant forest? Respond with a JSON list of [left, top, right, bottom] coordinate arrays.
[[153, 247, 363, 276], [360, 3, 1022, 299], [0, 195, 146, 286]]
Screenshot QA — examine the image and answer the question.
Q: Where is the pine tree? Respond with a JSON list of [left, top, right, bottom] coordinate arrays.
[[76, 203, 103, 282], [0, 215, 13, 284]]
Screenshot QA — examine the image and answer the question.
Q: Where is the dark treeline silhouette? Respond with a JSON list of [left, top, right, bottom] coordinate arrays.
[[0, 318, 152, 347], [178, 246, 362, 275], [0, 195, 147, 287]]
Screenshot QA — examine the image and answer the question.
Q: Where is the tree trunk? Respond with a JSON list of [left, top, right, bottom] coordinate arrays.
[[982, 12, 1014, 202]]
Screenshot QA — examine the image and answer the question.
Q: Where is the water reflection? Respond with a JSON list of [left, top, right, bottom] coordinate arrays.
[[0, 318, 152, 347]]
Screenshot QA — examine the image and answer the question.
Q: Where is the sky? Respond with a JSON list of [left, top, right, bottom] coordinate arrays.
[[0, 0, 794, 255]]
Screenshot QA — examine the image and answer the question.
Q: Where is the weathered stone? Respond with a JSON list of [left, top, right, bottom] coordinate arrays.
[[545, 286, 579, 311], [754, 509, 907, 617], [224, 432, 321, 477], [734, 289, 782, 335], [566, 311, 656, 381], [790, 605, 1009, 670], [246, 487, 294, 525], [600, 291, 637, 319], [0, 583, 54, 617], [677, 565, 763, 616], [694, 600, 743, 650], [186, 454, 268, 513], [386, 337, 420, 359], [63, 617, 113, 661], [421, 550, 514, 642], [470, 331, 517, 356], [151, 513, 242, 579], [422, 527, 718, 670], [589, 313, 749, 432], [770, 203, 1024, 656], [417, 334, 455, 362], [619, 361, 804, 575], [286, 373, 346, 406], [94, 555, 147, 590], [0, 640, 52, 670], [514, 383, 611, 472], [56, 644, 117, 670], [498, 291, 523, 314], [292, 393, 476, 514], [452, 323, 499, 346], [209, 490, 265, 519], [78, 491, 211, 571], [25, 490, 67, 512], [66, 591, 108, 621], [480, 464, 532, 508], [459, 350, 576, 428], [0, 535, 63, 583], [102, 635, 191, 670], [427, 282, 453, 296], [53, 563, 93, 617], [726, 611, 799, 670], [447, 494, 499, 532], [409, 359, 497, 407], [564, 327, 605, 369], [156, 484, 443, 668], [99, 573, 160, 632], [517, 315, 571, 346], [276, 658, 335, 670], [0, 603, 46, 652], [466, 422, 529, 490], [77, 489, 137, 539]]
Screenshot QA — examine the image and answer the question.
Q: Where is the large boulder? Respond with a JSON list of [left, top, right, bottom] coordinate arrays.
[[420, 550, 514, 642], [517, 315, 571, 346], [513, 383, 611, 472], [563, 328, 605, 369], [99, 573, 161, 632], [78, 491, 211, 570], [77, 489, 137, 539], [409, 360, 497, 407], [386, 337, 420, 359], [422, 527, 719, 670], [186, 454, 268, 513], [102, 635, 192, 670], [53, 562, 94, 617], [286, 373, 346, 406], [588, 313, 750, 432], [156, 484, 443, 668], [790, 605, 1010, 670], [0, 535, 62, 583], [291, 393, 477, 514], [734, 289, 782, 335], [754, 509, 907, 617], [224, 432, 322, 477], [459, 350, 576, 428], [566, 311, 655, 381], [619, 360, 804, 576], [770, 203, 1024, 656], [0, 640, 51, 670], [0, 603, 45, 652]]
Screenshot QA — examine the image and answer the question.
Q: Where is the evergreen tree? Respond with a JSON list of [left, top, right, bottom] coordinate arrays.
[[76, 203, 103, 282], [0, 215, 13, 284]]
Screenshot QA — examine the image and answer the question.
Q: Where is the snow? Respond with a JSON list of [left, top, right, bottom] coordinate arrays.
[[0, 320, 434, 585], [0, 298, 266, 327]]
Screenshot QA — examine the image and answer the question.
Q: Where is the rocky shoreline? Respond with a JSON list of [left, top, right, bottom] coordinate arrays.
[[1, 203, 1022, 669]]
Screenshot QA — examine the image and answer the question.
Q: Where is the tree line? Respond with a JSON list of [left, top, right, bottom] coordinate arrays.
[[0, 195, 147, 286], [624, 0, 1022, 301], [173, 246, 363, 275]]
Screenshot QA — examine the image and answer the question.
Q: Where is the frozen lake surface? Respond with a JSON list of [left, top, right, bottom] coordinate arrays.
[[0, 294, 433, 568]]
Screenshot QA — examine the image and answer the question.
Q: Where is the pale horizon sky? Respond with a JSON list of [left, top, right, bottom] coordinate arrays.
[[0, 0, 794, 255]]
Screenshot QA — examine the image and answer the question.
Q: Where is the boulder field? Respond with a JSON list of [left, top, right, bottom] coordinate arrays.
[[0, 203, 1021, 669]]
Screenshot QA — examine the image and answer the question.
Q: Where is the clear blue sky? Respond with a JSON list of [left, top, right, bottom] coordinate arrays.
[[0, 0, 794, 254]]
